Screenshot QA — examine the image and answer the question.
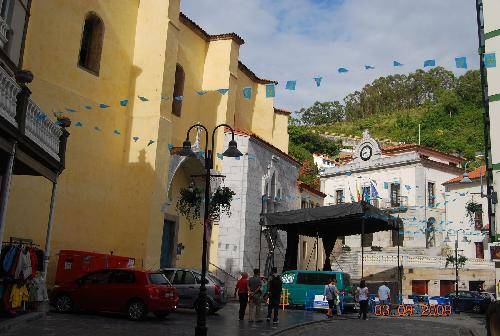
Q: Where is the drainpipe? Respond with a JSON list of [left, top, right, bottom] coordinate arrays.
[[43, 179, 59, 275]]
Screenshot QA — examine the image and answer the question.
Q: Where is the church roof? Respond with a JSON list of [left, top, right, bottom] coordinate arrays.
[[180, 12, 245, 45], [238, 62, 278, 85]]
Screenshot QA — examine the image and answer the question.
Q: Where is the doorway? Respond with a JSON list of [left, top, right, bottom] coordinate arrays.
[[160, 219, 176, 268], [412, 280, 429, 295], [440, 280, 455, 296], [469, 281, 484, 292]]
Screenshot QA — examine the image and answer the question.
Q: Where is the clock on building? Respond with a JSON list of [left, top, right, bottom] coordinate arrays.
[[360, 145, 372, 161]]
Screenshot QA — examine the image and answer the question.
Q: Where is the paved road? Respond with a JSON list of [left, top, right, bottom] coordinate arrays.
[[283, 317, 476, 336], [5, 303, 485, 336]]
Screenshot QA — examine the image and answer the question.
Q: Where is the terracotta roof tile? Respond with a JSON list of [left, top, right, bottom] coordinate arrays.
[[382, 144, 464, 163], [444, 165, 486, 184], [274, 107, 291, 116], [298, 181, 326, 198]]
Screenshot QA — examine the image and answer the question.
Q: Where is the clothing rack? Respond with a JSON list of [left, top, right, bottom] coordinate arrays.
[[2, 237, 40, 247]]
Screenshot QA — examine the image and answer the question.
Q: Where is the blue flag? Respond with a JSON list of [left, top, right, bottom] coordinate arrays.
[[484, 53, 496, 68], [94, 126, 101, 131], [133, 136, 139, 142], [393, 61, 403, 67], [455, 56, 468, 69], [314, 77, 322, 87], [370, 181, 380, 199], [66, 108, 76, 113], [217, 88, 229, 95], [138, 96, 149, 102], [113, 129, 121, 135], [338, 67, 349, 73], [424, 59, 436, 67], [120, 99, 128, 106], [216, 153, 224, 160], [75, 121, 83, 127], [285, 80, 296, 90], [147, 140, 155, 146], [84, 105, 92, 110], [243, 87, 252, 100], [365, 65, 375, 70], [174, 96, 183, 101], [265, 84, 275, 98], [167, 144, 174, 151], [196, 91, 207, 96], [99, 103, 109, 109]]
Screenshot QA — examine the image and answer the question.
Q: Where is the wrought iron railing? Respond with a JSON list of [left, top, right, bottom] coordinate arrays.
[[0, 65, 20, 126]]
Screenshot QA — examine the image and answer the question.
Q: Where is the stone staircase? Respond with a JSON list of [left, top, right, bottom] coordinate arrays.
[[331, 250, 361, 278]]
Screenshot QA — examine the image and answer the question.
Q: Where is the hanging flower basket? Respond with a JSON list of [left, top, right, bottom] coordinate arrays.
[[176, 184, 236, 230], [465, 200, 482, 223]]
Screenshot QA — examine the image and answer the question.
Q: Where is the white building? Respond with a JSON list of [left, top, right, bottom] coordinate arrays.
[[443, 166, 491, 260], [215, 129, 300, 287], [320, 131, 495, 296], [483, 0, 500, 299]]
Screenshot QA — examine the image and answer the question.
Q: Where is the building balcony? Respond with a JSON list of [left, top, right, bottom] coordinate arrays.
[[379, 196, 409, 213], [0, 65, 68, 179]]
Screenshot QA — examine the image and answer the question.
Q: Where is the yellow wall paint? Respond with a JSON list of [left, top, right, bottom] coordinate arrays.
[[4, 0, 292, 284]]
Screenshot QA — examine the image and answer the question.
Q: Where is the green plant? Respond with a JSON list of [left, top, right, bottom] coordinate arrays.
[[445, 255, 468, 268], [176, 185, 236, 229], [466, 200, 482, 223]]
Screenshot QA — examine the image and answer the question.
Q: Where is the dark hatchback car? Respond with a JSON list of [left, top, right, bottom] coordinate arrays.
[[445, 290, 491, 313], [50, 269, 179, 320], [159, 268, 227, 314]]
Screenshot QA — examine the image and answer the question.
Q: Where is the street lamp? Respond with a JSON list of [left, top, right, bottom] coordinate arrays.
[[444, 228, 469, 312], [177, 123, 242, 336], [460, 161, 473, 184]]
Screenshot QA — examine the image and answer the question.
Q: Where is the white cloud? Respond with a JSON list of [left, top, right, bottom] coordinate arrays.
[[181, 0, 479, 112]]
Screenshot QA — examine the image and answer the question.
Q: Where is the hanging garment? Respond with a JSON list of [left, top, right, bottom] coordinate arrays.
[[34, 275, 48, 301], [0, 245, 11, 272], [14, 249, 32, 280], [10, 284, 28, 309], [2, 245, 18, 273], [8, 247, 21, 277], [35, 249, 44, 272], [29, 248, 38, 277]]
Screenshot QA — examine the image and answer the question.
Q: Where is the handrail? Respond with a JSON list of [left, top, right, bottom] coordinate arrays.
[[209, 261, 238, 280]]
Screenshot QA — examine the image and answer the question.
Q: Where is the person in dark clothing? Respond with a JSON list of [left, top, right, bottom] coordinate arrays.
[[266, 267, 282, 324], [234, 272, 249, 320]]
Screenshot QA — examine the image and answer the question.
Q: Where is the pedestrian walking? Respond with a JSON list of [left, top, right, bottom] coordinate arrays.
[[234, 272, 249, 321], [248, 268, 263, 322], [356, 279, 369, 320], [377, 282, 391, 306], [323, 278, 341, 317], [266, 267, 282, 324]]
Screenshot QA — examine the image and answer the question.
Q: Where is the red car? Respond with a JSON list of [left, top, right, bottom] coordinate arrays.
[[50, 269, 178, 320]]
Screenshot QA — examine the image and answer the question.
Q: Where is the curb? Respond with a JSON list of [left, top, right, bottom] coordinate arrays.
[[0, 311, 46, 334]]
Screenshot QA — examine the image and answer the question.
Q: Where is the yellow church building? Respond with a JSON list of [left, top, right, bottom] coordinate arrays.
[[1, 0, 292, 284]]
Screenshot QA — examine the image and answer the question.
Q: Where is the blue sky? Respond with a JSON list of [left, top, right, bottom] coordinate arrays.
[[181, 0, 479, 112]]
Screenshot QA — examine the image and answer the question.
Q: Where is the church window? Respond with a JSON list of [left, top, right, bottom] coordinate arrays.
[[172, 64, 185, 116], [78, 12, 104, 75]]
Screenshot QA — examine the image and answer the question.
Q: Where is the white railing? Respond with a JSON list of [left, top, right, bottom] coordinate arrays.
[[25, 98, 62, 160], [0, 16, 9, 47], [360, 252, 494, 270], [0, 65, 20, 126]]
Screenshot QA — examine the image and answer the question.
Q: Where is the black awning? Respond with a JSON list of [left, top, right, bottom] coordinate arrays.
[[263, 201, 401, 237]]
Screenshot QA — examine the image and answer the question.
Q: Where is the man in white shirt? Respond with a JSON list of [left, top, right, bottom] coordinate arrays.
[[378, 282, 391, 306]]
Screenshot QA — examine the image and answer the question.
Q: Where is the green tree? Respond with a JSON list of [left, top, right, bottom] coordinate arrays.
[[297, 101, 345, 125]]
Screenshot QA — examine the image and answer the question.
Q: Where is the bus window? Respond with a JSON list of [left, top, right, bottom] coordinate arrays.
[[297, 272, 335, 285]]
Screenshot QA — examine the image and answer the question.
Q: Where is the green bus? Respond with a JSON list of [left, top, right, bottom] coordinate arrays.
[[265, 270, 353, 306]]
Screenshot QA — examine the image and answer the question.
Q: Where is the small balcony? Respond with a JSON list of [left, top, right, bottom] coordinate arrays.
[[380, 196, 409, 213], [0, 65, 68, 176], [0, 16, 9, 48]]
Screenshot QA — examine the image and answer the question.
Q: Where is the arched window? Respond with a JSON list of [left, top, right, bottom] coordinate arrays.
[[172, 64, 185, 116], [78, 13, 104, 75]]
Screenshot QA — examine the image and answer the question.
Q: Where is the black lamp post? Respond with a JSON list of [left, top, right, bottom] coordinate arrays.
[[443, 229, 469, 312], [177, 123, 242, 336]]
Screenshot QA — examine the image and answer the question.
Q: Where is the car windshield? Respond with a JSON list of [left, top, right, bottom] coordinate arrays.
[[207, 273, 224, 286], [149, 273, 171, 285]]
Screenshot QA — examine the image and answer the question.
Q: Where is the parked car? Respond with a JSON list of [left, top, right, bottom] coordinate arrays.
[[159, 268, 227, 314], [445, 290, 491, 313], [50, 269, 178, 320], [342, 294, 359, 312], [473, 291, 496, 302]]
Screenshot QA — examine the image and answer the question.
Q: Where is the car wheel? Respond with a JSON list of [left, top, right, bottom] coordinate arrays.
[[127, 300, 147, 321], [154, 311, 169, 319], [54, 294, 73, 313], [472, 304, 481, 314]]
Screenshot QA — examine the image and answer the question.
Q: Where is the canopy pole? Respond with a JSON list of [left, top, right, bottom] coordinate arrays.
[[361, 217, 365, 279], [397, 217, 401, 303], [315, 233, 319, 271]]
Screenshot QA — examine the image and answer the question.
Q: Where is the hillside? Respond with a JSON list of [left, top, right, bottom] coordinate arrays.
[[288, 67, 485, 186]]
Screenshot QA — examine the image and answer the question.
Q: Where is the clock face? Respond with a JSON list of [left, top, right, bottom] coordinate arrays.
[[360, 145, 372, 161]]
